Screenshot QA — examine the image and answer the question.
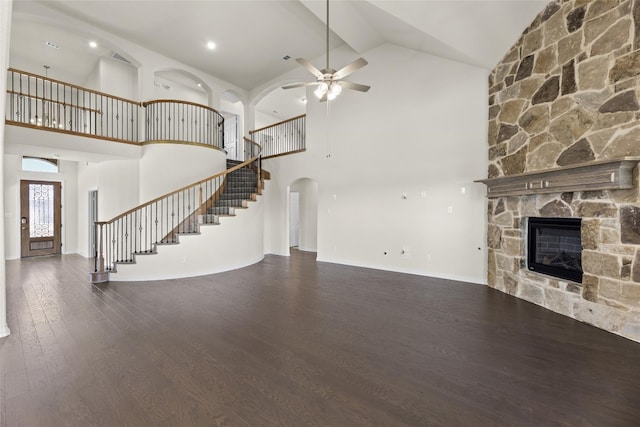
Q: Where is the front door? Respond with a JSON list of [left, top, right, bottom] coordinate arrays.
[[20, 180, 62, 257]]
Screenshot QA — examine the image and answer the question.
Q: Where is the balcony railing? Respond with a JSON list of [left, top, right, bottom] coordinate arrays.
[[6, 68, 140, 143], [249, 114, 305, 159], [143, 99, 224, 149]]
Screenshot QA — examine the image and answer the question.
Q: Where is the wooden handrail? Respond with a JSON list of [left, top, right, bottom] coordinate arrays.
[[142, 98, 223, 115], [142, 99, 225, 126], [6, 89, 103, 114], [262, 148, 306, 160], [97, 137, 261, 224], [249, 114, 306, 134], [8, 67, 141, 106]]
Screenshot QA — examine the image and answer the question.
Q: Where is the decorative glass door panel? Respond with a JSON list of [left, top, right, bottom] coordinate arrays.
[[20, 180, 61, 257]]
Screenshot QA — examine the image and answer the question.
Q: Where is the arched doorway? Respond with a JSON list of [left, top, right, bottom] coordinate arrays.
[[254, 86, 306, 129], [154, 69, 209, 104], [289, 178, 318, 254], [220, 89, 245, 161]]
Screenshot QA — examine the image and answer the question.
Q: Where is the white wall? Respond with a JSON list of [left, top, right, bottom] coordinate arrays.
[[83, 60, 101, 92], [4, 155, 78, 260], [255, 110, 281, 130], [76, 162, 97, 258], [99, 57, 137, 100], [153, 75, 207, 105], [263, 43, 488, 284], [138, 144, 226, 202], [221, 99, 243, 116], [76, 158, 140, 256]]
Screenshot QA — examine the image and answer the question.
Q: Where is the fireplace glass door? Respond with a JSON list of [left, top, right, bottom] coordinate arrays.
[[527, 217, 582, 283]]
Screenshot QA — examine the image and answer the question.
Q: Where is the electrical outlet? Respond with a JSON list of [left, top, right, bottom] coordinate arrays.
[[401, 246, 411, 259], [426, 254, 431, 261], [421, 191, 427, 198], [447, 206, 453, 214]]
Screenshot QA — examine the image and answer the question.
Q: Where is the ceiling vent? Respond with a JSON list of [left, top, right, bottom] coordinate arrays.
[[154, 81, 171, 90], [221, 90, 240, 104], [111, 52, 132, 64]]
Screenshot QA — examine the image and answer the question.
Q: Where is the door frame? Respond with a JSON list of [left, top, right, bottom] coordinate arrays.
[[88, 189, 98, 258], [20, 179, 62, 257], [289, 191, 300, 248]]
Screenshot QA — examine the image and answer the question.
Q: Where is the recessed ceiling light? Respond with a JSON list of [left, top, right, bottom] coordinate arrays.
[[207, 41, 216, 50], [45, 41, 60, 49], [89, 41, 98, 48], [197, 83, 202, 87], [301, 98, 307, 104]]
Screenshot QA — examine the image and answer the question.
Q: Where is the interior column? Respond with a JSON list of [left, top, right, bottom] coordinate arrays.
[[0, 0, 13, 338]]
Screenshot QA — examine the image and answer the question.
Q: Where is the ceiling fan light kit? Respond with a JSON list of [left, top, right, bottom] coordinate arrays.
[[283, 0, 370, 102]]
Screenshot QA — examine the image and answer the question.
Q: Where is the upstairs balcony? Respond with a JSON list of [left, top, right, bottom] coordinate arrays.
[[5, 68, 306, 160]]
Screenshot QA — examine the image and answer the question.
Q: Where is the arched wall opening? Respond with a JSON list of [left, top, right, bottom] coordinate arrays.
[[288, 178, 318, 255], [153, 69, 210, 105], [253, 84, 307, 131]]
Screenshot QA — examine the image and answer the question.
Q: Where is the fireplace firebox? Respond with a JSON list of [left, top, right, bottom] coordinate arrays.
[[527, 217, 583, 283]]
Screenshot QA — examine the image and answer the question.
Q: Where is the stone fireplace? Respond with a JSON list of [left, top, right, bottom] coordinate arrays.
[[482, 0, 640, 342]]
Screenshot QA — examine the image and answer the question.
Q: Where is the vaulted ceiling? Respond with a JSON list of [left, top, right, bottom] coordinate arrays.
[[11, 0, 548, 91]]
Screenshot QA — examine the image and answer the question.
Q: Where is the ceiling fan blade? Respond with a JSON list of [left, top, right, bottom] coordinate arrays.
[[339, 81, 371, 93], [333, 58, 368, 80], [282, 82, 319, 90], [296, 58, 324, 79]]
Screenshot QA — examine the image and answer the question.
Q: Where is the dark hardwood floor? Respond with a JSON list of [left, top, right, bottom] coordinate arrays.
[[1, 251, 639, 426]]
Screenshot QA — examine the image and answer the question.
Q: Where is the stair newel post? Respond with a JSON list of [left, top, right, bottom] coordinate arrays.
[[98, 222, 104, 272], [90, 222, 109, 283], [199, 185, 203, 216]]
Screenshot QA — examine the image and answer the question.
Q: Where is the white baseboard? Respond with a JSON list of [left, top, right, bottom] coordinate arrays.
[[0, 325, 10, 338]]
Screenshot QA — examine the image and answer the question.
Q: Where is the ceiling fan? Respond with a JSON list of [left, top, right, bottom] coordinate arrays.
[[282, 0, 370, 102]]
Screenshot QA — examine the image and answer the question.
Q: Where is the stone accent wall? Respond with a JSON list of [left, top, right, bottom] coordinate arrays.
[[487, 0, 640, 342]]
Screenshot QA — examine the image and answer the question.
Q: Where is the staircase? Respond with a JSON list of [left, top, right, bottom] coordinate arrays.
[[91, 151, 267, 282], [209, 160, 260, 216], [157, 159, 263, 241], [87, 113, 303, 283]]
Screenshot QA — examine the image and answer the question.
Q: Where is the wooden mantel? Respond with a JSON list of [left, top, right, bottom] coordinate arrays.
[[475, 158, 640, 198]]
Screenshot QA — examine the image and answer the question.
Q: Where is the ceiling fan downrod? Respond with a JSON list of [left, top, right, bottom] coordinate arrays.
[[325, 0, 330, 71]]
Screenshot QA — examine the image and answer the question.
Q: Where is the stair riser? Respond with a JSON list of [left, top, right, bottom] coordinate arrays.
[[219, 194, 253, 200], [213, 201, 246, 208], [225, 181, 257, 186]]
